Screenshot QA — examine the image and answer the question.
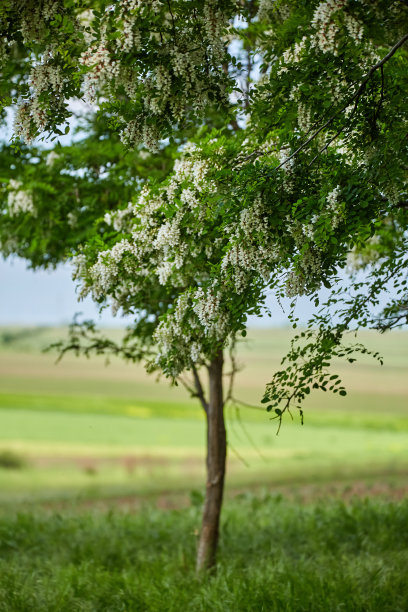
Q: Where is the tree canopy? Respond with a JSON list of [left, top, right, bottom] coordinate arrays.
[[1, 0, 407, 383]]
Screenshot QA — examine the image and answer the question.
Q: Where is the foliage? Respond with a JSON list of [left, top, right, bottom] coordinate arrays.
[[0, 0, 239, 145], [262, 194, 408, 425], [0, 450, 26, 469]]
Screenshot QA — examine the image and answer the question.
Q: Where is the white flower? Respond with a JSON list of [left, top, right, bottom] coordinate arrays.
[[7, 180, 36, 216], [46, 150, 60, 167]]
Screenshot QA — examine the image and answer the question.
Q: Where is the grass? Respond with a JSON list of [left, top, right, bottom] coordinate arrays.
[[0, 326, 407, 506], [0, 406, 408, 507], [0, 495, 407, 611]]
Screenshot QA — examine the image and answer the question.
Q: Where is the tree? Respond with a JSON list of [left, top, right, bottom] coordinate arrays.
[[1, 0, 407, 571]]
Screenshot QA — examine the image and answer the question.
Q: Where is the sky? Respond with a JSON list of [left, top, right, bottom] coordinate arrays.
[[0, 256, 322, 328], [0, 257, 118, 327]]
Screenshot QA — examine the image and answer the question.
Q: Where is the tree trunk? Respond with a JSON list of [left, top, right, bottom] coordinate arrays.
[[196, 349, 226, 572]]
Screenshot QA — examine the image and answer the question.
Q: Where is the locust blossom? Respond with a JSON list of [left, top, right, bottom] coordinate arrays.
[[7, 180, 36, 216]]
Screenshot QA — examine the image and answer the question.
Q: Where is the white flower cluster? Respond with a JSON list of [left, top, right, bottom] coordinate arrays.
[[13, 48, 69, 141], [221, 196, 279, 293], [7, 180, 36, 216], [19, 0, 62, 44], [73, 142, 235, 374], [257, 0, 291, 22], [8, 2, 80, 141], [13, 103, 33, 144], [152, 281, 230, 374], [30, 57, 65, 96], [285, 247, 323, 297], [46, 150, 60, 167], [311, 0, 363, 55], [343, 13, 364, 43], [297, 186, 344, 246], [154, 215, 181, 251], [114, 0, 143, 53], [83, 239, 139, 301], [326, 185, 343, 228], [67, 211, 77, 228], [80, 1, 230, 150], [80, 37, 120, 105], [297, 102, 312, 132], [193, 287, 223, 334], [9, 0, 232, 148], [301, 215, 319, 241], [257, 0, 277, 21], [0, 37, 8, 68], [202, 1, 227, 63], [104, 207, 134, 232], [277, 146, 296, 192], [281, 36, 308, 68]]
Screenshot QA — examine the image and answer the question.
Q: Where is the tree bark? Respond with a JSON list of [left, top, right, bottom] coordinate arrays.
[[196, 349, 226, 572]]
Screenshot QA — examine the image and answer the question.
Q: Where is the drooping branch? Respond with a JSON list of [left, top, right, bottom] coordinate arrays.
[[263, 248, 408, 424], [47, 317, 151, 364]]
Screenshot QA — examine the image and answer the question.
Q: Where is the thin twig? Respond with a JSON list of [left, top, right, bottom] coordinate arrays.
[[192, 364, 209, 414], [177, 373, 198, 398], [231, 401, 269, 463], [230, 397, 264, 411], [227, 439, 250, 467], [224, 339, 239, 406]]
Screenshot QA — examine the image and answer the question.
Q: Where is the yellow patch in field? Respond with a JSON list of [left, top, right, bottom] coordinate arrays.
[[124, 405, 153, 418]]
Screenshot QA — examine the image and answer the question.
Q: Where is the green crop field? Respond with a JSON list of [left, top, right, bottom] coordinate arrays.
[[0, 325, 407, 509]]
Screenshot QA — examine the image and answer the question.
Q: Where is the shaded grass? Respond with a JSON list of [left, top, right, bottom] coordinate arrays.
[[0, 495, 407, 611]]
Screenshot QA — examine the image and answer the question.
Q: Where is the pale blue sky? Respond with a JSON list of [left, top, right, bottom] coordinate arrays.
[[0, 256, 320, 328]]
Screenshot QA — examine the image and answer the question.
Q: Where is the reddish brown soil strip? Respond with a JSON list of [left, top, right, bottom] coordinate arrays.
[[33, 478, 408, 515]]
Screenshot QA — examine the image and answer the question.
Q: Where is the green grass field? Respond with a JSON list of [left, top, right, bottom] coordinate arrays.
[[0, 325, 407, 508]]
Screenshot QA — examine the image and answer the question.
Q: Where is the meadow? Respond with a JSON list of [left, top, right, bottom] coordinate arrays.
[[0, 326, 407, 610], [0, 325, 407, 508]]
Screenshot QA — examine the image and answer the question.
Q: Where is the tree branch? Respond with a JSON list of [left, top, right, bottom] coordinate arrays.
[[224, 338, 244, 407], [275, 33, 408, 170], [192, 364, 209, 414]]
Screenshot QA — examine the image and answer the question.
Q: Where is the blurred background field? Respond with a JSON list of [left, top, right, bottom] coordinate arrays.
[[0, 325, 407, 510]]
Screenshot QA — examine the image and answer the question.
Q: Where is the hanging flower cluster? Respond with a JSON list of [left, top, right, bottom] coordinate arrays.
[[7, 180, 36, 216], [71, 128, 363, 375], [3, 0, 238, 149], [72, 141, 230, 374], [311, 0, 363, 55]]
